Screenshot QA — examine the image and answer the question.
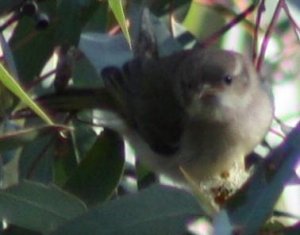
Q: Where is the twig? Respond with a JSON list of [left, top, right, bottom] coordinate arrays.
[[195, 2, 258, 48], [26, 68, 57, 90], [252, 0, 265, 63], [282, 1, 300, 42], [256, 0, 284, 72]]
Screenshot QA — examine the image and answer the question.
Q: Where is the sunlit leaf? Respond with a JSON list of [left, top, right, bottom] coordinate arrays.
[[0, 64, 54, 125], [108, 0, 132, 48]]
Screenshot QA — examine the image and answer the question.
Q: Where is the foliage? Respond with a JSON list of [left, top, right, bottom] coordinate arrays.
[[0, 0, 299, 234]]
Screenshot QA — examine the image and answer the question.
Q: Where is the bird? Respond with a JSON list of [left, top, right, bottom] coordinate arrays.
[[38, 47, 274, 186]]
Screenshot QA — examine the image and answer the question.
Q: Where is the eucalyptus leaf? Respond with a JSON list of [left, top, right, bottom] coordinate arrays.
[[0, 0, 22, 15], [149, 0, 191, 16], [0, 64, 54, 125], [54, 119, 98, 186], [18, 119, 58, 183], [0, 180, 86, 233], [64, 129, 124, 206], [9, 1, 57, 83], [108, 0, 132, 48], [50, 184, 204, 235], [55, 0, 100, 46], [79, 32, 133, 72]]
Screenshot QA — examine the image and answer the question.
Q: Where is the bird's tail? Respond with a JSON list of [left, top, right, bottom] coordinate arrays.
[[37, 88, 119, 113], [12, 88, 123, 121]]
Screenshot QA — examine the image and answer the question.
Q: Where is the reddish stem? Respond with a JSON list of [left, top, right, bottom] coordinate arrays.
[[256, 0, 284, 72], [26, 68, 57, 90], [253, 0, 265, 63], [282, 1, 300, 41], [195, 2, 258, 48]]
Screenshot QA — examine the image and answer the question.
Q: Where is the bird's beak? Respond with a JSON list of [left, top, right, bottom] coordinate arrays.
[[198, 84, 221, 99]]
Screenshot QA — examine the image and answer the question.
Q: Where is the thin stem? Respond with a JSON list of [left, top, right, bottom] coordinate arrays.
[[252, 0, 265, 63], [26, 68, 57, 90], [0, 13, 20, 32], [256, 0, 284, 72], [282, 1, 300, 42], [195, 2, 258, 48]]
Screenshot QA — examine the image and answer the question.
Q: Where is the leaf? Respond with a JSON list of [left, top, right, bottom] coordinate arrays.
[[0, 32, 19, 80], [9, 0, 99, 83], [0, 180, 86, 233], [63, 129, 124, 206], [108, 0, 132, 48], [9, 1, 57, 83], [72, 52, 102, 87], [0, 64, 54, 125], [225, 121, 300, 235], [79, 32, 133, 72], [0, 125, 69, 152], [54, 119, 98, 186], [18, 118, 58, 183], [50, 184, 204, 235], [0, 0, 22, 15], [149, 0, 191, 16], [183, 1, 225, 40], [55, 0, 99, 46]]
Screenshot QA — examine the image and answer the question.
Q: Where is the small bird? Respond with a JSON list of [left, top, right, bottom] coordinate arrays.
[[40, 48, 274, 186], [100, 48, 273, 184]]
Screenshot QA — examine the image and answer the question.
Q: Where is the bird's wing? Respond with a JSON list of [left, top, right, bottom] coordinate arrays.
[[119, 53, 188, 156]]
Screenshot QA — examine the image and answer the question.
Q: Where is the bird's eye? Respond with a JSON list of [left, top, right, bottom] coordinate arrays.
[[223, 75, 233, 85]]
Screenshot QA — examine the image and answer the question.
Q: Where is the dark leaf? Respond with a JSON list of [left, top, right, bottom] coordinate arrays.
[[63, 129, 124, 206], [0, 0, 22, 15], [18, 119, 57, 183], [50, 184, 204, 235], [0, 180, 86, 233], [54, 118, 98, 186], [9, 1, 57, 83]]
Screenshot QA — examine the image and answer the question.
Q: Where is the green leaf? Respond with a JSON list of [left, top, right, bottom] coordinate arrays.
[[0, 64, 54, 125], [149, 0, 191, 16], [0, 0, 22, 15], [50, 185, 204, 235], [9, 1, 57, 83], [79, 32, 132, 71], [72, 51, 102, 87], [108, 0, 132, 48], [63, 129, 124, 206], [18, 118, 59, 183], [0, 180, 87, 233], [55, 0, 100, 46], [54, 119, 98, 186], [0, 125, 69, 152], [9, 0, 99, 83], [183, 1, 225, 40]]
